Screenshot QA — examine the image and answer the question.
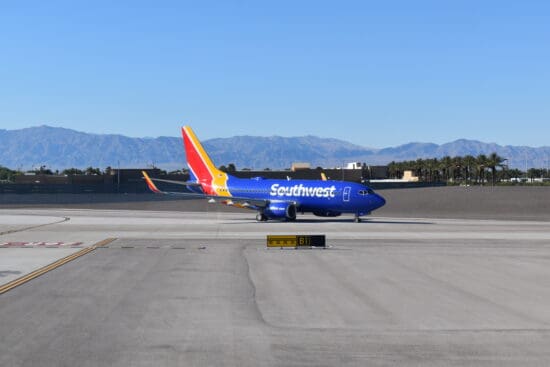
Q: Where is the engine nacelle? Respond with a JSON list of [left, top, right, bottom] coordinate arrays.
[[264, 203, 297, 221], [312, 210, 342, 217]]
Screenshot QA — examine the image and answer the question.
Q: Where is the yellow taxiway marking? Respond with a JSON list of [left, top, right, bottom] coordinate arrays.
[[0, 238, 116, 295]]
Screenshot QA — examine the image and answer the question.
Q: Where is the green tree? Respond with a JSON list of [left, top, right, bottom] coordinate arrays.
[[452, 156, 464, 183], [527, 168, 543, 182], [84, 167, 102, 175], [439, 156, 453, 182], [506, 168, 523, 182], [462, 155, 476, 183], [414, 159, 425, 181], [424, 158, 438, 182], [62, 168, 84, 175], [0, 166, 17, 181], [476, 154, 488, 184], [388, 161, 399, 179], [32, 165, 54, 175], [486, 152, 506, 186]]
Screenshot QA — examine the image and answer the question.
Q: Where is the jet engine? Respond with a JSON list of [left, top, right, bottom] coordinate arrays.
[[264, 203, 297, 221]]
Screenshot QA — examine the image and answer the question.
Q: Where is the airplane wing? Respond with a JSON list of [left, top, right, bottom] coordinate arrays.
[[142, 171, 270, 209]]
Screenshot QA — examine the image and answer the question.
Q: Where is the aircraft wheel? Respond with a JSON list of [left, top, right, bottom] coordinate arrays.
[[256, 213, 268, 222], [354, 216, 362, 223]]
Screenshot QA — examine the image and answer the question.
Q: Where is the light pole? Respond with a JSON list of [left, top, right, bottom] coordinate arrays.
[[117, 160, 120, 193], [502, 158, 508, 182]]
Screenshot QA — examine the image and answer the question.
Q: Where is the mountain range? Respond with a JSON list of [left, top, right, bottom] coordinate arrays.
[[1, 125, 549, 171]]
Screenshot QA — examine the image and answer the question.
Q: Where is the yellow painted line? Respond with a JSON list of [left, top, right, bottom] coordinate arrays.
[[0, 238, 116, 295], [0, 217, 70, 236]]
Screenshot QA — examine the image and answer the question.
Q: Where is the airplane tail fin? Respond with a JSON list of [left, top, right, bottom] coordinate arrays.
[[181, 126, 230, 196]]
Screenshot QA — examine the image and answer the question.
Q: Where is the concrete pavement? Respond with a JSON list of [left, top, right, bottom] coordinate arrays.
[[1, 208, 550, 366]]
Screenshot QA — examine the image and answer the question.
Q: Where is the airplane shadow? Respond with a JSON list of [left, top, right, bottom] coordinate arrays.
[[364, 219, 434, 225], [220, 218, 434, 225]]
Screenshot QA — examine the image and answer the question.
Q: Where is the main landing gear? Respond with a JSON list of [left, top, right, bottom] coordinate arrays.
[[256, 213, 268, 222]]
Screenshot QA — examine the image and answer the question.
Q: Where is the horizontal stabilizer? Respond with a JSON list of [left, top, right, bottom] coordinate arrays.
[[141, 171, 161, 193], [146, 177, 202, 187]]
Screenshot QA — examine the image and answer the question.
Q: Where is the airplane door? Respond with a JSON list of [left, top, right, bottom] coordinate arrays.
[[343, 186, 351, 202]]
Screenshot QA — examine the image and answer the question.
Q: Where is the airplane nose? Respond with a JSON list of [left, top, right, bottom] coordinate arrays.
[[374, 194, 386, 209]]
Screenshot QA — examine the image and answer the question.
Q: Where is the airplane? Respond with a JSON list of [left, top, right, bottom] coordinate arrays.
[[142, 126, 386, 222]]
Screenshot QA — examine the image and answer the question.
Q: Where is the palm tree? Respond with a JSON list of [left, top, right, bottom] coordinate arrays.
[[0, 166, 17, 181], [452, 156, 463, 183], [506, 168, 523, 182], [85, 166, 102, 175], [527, 168, 543, 183], [476, 154, 488, 185], [424, 158, 437, 182], [415, 159, 425, 181], [486, 152, 506, 186], [462, 155, 476, 183], [439, 156, 453, 182], [433, 158, 441, 182], [62, 168, 84, 175], [388, 161, 398, 179]]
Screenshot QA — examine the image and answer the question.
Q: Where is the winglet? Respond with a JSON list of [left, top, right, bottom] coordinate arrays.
[[142, 171, 161, 193]]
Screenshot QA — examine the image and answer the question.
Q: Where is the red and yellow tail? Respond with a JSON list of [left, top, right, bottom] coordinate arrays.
[[142, 171, 161, 193], [181, 126, 231, 196]]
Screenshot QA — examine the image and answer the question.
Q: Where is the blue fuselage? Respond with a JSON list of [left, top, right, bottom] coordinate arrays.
[[222, 176, 386, 216]]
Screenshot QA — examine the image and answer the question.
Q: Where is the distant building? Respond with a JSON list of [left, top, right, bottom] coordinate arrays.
[[402, 170, 419, 182], [363, 166, 389, 180], [108, 168, 162, 181], [291, 162, 311, 171], [346, 162, 362, 169]]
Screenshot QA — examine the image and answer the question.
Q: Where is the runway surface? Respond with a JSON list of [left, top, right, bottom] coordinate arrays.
[[1, 206, 550, 366]]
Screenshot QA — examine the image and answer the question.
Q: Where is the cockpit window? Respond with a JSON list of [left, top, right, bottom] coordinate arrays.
[[358, 189, 375, 196]]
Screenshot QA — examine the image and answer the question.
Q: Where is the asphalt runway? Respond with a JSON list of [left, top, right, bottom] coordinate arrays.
[[1, 187, 550, 366], [1, 203, 550, 366]]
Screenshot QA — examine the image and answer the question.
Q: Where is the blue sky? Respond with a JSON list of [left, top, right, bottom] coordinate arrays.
[[1, 1, 549, 147]]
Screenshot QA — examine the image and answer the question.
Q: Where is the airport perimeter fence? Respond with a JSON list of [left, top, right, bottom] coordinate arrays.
[[0, 183, 143, 194], [0, 180, 193, 195], [368, 182, 447, 190]]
